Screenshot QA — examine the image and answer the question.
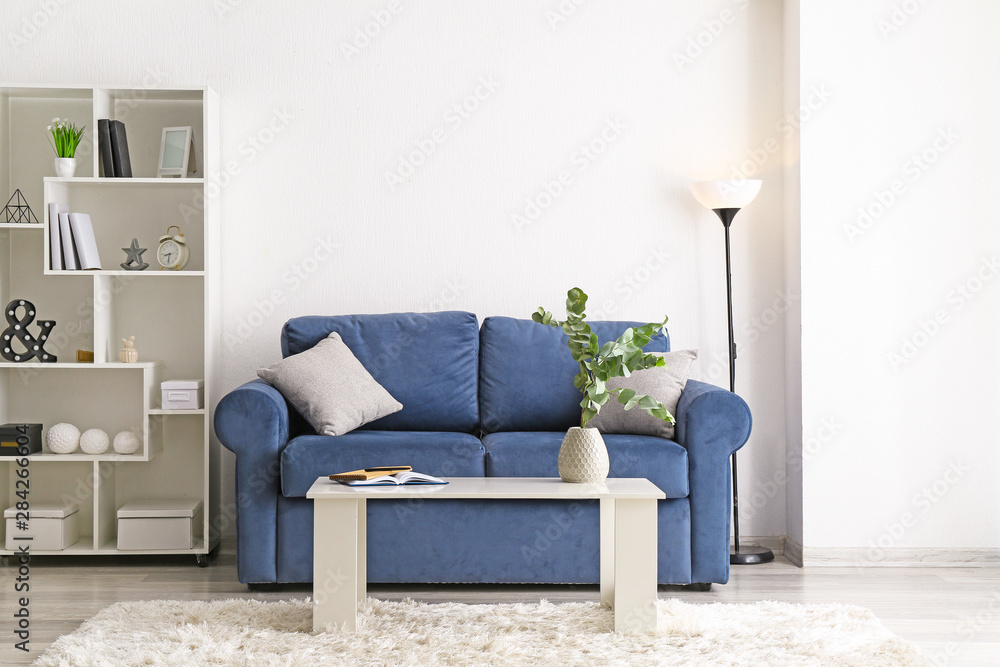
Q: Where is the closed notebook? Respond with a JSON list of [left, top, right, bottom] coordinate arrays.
[[97, 119, 114, 177], [68, 213, 101, 270], [108, 120, 132, 178], [47, 203, 68, 270], [58, 212, 79, 270]]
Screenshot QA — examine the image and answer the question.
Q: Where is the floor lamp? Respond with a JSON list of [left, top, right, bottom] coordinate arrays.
[[690, 179, 774, 566]]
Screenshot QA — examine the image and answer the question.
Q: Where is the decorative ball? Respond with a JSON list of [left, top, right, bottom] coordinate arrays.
[[47, 423, 81, 454], [80, 428, 110, 455], [113, 430, 140, 455]]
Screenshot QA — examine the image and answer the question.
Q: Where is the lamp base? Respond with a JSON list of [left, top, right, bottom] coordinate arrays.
[[730, 545, 775, 565]]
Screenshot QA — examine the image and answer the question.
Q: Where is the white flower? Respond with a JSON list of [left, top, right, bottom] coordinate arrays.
[[51, 117, 59, 123], [47, 125, 52, 130]]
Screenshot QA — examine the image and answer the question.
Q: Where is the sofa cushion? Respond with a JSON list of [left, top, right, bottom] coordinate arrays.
[[258, 332, 403, 436], [482, 431, 689, 498], [479, 317, 670, 432], [281, 431, 486, 497], [282, 311, 479, 433], [589, 349, 697, 440]]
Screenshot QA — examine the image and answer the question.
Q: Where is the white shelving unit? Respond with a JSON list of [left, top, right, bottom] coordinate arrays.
[[0, 84, 220, 562]]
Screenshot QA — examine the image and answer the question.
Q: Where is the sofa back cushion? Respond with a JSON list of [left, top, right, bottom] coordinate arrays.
[[479, 316, 670, 432], [282, 311, 479, 432]]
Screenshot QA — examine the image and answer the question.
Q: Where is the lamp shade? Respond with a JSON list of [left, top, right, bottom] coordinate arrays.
[[690, 180, 762, 210]]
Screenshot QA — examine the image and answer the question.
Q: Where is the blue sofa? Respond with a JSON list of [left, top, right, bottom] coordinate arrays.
[[214, 311, 751, 586]]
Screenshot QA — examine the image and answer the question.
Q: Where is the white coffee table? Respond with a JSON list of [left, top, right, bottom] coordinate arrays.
[[306, 476, 665, 632]]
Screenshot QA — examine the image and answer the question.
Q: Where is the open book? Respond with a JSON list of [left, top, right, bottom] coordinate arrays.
[[342, 471, 447, 487]]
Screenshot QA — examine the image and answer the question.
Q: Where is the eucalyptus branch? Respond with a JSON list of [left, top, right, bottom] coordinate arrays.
[[532, 288, 676, 428]]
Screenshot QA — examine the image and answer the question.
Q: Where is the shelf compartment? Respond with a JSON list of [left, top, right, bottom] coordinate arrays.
[[43, 179, 205, 273], [1, 90, 95, 221], [0, 459, 95, 550], [93, 89, 204, 179]]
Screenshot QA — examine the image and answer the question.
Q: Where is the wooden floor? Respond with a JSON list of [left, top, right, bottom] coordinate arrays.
[[2, 545, 998, 665]]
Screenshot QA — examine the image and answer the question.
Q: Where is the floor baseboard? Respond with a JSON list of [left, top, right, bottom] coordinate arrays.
[[801, 546, 1000, 567], [783, 537, 804, 567]]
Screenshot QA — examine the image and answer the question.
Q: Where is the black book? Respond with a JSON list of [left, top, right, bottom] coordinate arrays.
[[108, 120, 132, 177], [97, 119, 114, 177]]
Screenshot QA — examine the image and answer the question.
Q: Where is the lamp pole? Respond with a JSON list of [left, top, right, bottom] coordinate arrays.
[[711, 204, 773, 566]]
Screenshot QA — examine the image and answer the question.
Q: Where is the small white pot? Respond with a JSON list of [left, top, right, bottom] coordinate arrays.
[[558, 426, 610, 483], [54, 157, 77, 178]]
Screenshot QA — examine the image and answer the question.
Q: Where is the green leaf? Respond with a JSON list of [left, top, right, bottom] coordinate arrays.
[[617, 388, 636, 404], [581, 406, 598, 428], [637, 395, 659, 410]]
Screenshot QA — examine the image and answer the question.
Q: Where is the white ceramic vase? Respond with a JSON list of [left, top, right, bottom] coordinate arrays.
[[558, 426, 609, 483], [54, 157, 77, 178]]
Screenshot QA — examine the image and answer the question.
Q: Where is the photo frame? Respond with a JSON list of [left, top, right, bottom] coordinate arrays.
[[157, 126, 197, 178]]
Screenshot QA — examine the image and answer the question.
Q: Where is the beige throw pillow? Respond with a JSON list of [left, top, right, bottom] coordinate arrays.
[[257, 332, 403, 436], [589, 349, 697, 440]]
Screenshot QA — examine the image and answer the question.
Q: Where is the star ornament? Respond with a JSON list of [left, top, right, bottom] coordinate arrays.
[[121, 238, 149, 271]]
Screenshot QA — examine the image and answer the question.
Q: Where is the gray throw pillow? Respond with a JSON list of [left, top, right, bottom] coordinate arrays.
[[589, 349, 697, 440], [257, 332, 402, 436]]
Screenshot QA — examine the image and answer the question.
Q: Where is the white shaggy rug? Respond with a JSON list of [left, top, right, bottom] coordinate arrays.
[[33, 597, 927, 666]]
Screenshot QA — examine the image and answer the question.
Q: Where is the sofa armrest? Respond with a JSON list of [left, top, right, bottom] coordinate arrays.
[[673, 379, 752, 584], [213, 379, 292, 583]]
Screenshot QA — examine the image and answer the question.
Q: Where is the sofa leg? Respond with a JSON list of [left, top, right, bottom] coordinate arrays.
[[684, 583, 712, 592], [247, 583, 282, 592]]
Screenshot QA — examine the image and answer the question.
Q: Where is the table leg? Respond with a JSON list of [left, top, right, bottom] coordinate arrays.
[[613, 498, 658, 632], [600, 498, 615, 608], [357, 498, 366, 602], [313, 498, 361, 631]]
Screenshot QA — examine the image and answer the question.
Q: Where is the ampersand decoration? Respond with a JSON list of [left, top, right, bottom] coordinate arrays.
[[2, 299, 57, 363]]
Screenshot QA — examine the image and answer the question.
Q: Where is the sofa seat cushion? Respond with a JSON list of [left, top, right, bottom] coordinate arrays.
[[281, 431, 485, 497], [479, 317, 669, 432], [281, 312, 479, 433], [482, 431, 689, 498]]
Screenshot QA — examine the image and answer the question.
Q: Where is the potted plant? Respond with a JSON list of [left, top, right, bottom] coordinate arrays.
[[47, 118, 85, 178], [533, 287, 674, 483]]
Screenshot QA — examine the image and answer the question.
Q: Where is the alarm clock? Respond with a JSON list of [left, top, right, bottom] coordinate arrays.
[[157, 225, 189, 271]]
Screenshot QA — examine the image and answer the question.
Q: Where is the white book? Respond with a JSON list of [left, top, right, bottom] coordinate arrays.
[[48, 203, 68, 270], [59, 212, 79, 270], [68, 213, 102, 270]]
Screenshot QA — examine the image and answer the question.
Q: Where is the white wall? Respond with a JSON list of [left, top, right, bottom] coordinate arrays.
[[798, 0, 1000, 558], [0, 1, 787, 538]]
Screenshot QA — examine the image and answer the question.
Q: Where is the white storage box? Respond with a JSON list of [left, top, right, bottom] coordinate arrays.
[[117, 500, 202, 550], [5, 502, 80, 551], [160, 379, 204, 410]]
